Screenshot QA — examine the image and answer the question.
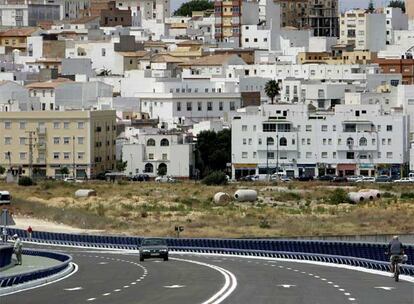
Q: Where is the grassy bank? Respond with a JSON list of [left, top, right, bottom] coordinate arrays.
[[2, 180, 414, 238]]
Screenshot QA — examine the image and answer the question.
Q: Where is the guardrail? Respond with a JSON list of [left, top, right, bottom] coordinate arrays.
[[6, 228, 414, 277], [0, 245, 13, 268], [0, 249, 72, 288]]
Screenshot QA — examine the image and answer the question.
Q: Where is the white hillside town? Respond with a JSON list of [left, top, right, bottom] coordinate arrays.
[[0, 0, 412, 181]]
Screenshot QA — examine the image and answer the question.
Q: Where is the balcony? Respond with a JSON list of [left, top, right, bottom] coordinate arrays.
[[336, 133, 377, 151]]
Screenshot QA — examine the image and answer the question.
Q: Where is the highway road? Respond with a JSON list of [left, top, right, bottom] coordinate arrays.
[[1, 245, 413, 304]]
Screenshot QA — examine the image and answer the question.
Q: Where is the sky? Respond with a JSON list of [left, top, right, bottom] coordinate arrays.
[[171, 0, 401, 13]]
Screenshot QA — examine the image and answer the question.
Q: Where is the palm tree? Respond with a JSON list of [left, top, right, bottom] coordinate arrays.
[[264, 80, 280, 104]]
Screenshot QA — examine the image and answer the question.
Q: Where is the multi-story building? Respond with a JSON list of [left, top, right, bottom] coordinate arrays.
[[384, 7, 408, 45], [407, 0, 414, 21], [100, 1, 132, 27], [0, 27, 41, 54], [214, 0, 241, 44], [231, 104, 408, 179], [374, 58, 414, 85], [122, 128, 194, 178], [0, 110, 117, 178], [277, 0, 339, 37], [0, 3, 61, 27], [340, 9, 386, 52]]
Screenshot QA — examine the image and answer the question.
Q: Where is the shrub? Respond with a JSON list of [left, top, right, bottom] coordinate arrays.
[[259, 218, 271, 229], [400, 192, 414, 200], [18, 176, 34, 186], [0, 165, 5, 175], [328, 188, 351, 205], [202, 171, 228, 186]]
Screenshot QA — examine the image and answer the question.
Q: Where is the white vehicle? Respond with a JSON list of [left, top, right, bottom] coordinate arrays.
[[63, 177, 84, 183], [356, 177, 375, 183], [155, 176, 177, 183], [0, 191, 11, 205], [393, 177, 414, 183], [347, 175, 363, 182]]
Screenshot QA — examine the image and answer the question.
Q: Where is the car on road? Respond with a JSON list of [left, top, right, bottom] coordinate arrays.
[[155, 175, 177, 183], [375, 175, 392, 183], [139, 238, 169, 261], [63, 177, 84, 183], [347, 175, 363, 182], [332, 176, 348, 183], [0, 191, 11, 205], [317, 175, 335, 182], [131, 174, 150, 182], [296, 176, 313, 181], [356, 176, 375, 183], [393, 177, 414, 183]]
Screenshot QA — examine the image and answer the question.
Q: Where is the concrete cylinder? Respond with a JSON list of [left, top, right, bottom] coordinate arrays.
[[234, 189, 258, 202], [348, 192, 365, 203], [213, 192, 231, 205]]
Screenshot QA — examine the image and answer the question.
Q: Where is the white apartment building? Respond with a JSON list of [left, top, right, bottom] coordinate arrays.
[[122, 128, 194, 178], [231, 104, 408, 179], [340, 9, 386, 52], [115, 0, 170, 23], [385, 7, 408, 45]]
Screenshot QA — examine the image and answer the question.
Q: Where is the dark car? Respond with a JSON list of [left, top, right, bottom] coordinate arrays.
[[131, 174, 150, 182], [375, 175, 392, 183], [297, 175, 314, 181], [333, 176, 348, 183], [239, 175, 254, 182], [318, 175, 335, 182], [139, 238, 169, 261]]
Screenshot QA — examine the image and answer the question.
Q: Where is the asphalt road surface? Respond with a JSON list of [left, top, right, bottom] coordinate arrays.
[[2, 246, 413, 304]]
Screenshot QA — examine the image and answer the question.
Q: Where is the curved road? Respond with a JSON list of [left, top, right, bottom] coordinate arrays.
[[1, 246, 413, 304]]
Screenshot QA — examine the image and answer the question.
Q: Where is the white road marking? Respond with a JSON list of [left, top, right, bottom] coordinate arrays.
[[349, 298, 356, 301], [123, 285, 130, 288], [87, 298, 96, 301], [374, 286, 396, 291], [98, 262, 108, 265], [114, 289, 121, 292], [172, 257, 237, 304], [64, 287, 83, 291], [102, 293, 111, 296], [277, 284, 296, 288], [164, 285, 186, 288]]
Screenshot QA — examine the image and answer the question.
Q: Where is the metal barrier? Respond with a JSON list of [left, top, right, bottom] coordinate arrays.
[[0, 245, 13, 268], [6, 228, 414, 277], [0, 249, 72, 288]]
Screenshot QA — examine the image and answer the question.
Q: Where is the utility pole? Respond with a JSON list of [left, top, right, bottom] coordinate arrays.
[[266, 137, 269, 181], [72, 136, 76, 178], [276, 133, 279, 177]]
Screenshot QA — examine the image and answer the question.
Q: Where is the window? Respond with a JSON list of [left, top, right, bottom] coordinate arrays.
[[144, 163, 154, 173], [243, 138, 247, 145], [101, 48, 106, 56], [306, 152, 312, 159], [64, 152, 70, 159], [197, 102, 202, 111], [321, 125, 327, 131], [307, 138, 311, 145], [177, 102, 181, 111], [78, 137, 84, 144], [253, 152, 257, 158], [253, 125, 256, 132], [148, 153, 154, 160], [386, 125, 392, 131], [207, 102, 212, 111], [333, 125, 336, 131], [160, 138, 169, 146], [230, 102, 235, 111], [19, 137, 26, 145], [378, 152, 382, 158], [242, 125, 247, 132], [219, 102, 223, 111], [359, 137, 367, 146], [147, 138, 155, 146], [346, 152, 355, 159], [267, 152, 274, 159], [242, 152, 248, 159], [63, 137, 70, 144], [53, 137, 60, 144], [19, 152, 27, 160], [19, 121, 26, 129], [186, 102, 192, 111], [347, 137, 354, 146], [372, 138, 376, 145], [77, 122, 84, 129], [258, 138, 262, 145], [321, 152, 328, 159], [306, 125, 312, 131], [328, 139, 332, 145], [78, 152, 84, 160], [248, 138, 252, 145], [279, 137, 287, 146], [267, 137, 274, 146], [388, 138, 392, 145], [53, 122, 60, 129], [387, 152, 393, 159], [64, 122, 70, 129], [53, 152, 60, 159], [382, 138, 386, 145], [4, 121, 11, 129], [4, 137, 11, 145], [333, 152, 337, 158], [323, 138, 327, 145]]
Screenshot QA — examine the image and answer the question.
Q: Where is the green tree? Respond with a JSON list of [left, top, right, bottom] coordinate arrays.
[[174, 0, 214, 16], [116, 160, 128, 172], [388, 0, 405, 12], [367, 0, 375, 13], [0, 166, 5, 175], [195, 129, 231, 177], [60, 167, 69, 175], [202, 171, 228, 185], [264, 80, 280, 104]]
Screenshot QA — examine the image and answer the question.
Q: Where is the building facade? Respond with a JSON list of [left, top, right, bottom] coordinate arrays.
[[0, 110, 116, 178], [231, 104, 408, 179]]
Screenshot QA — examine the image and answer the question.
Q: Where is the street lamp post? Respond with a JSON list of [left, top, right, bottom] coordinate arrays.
[[266, 137, 269, 181], [276, 134, 279, 177], [72, 136, 76, 178]]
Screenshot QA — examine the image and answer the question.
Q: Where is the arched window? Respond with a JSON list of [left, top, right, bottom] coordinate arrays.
[[266, 137, 274, 146], [144, 163, 153, 173], [279, 137, 287, 146], [147, 138, 155, 146], [359, 137, 367, 146], [158, 163, 167, 175], [346, 137, 354, 146], [160, 138, 169, 146]]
